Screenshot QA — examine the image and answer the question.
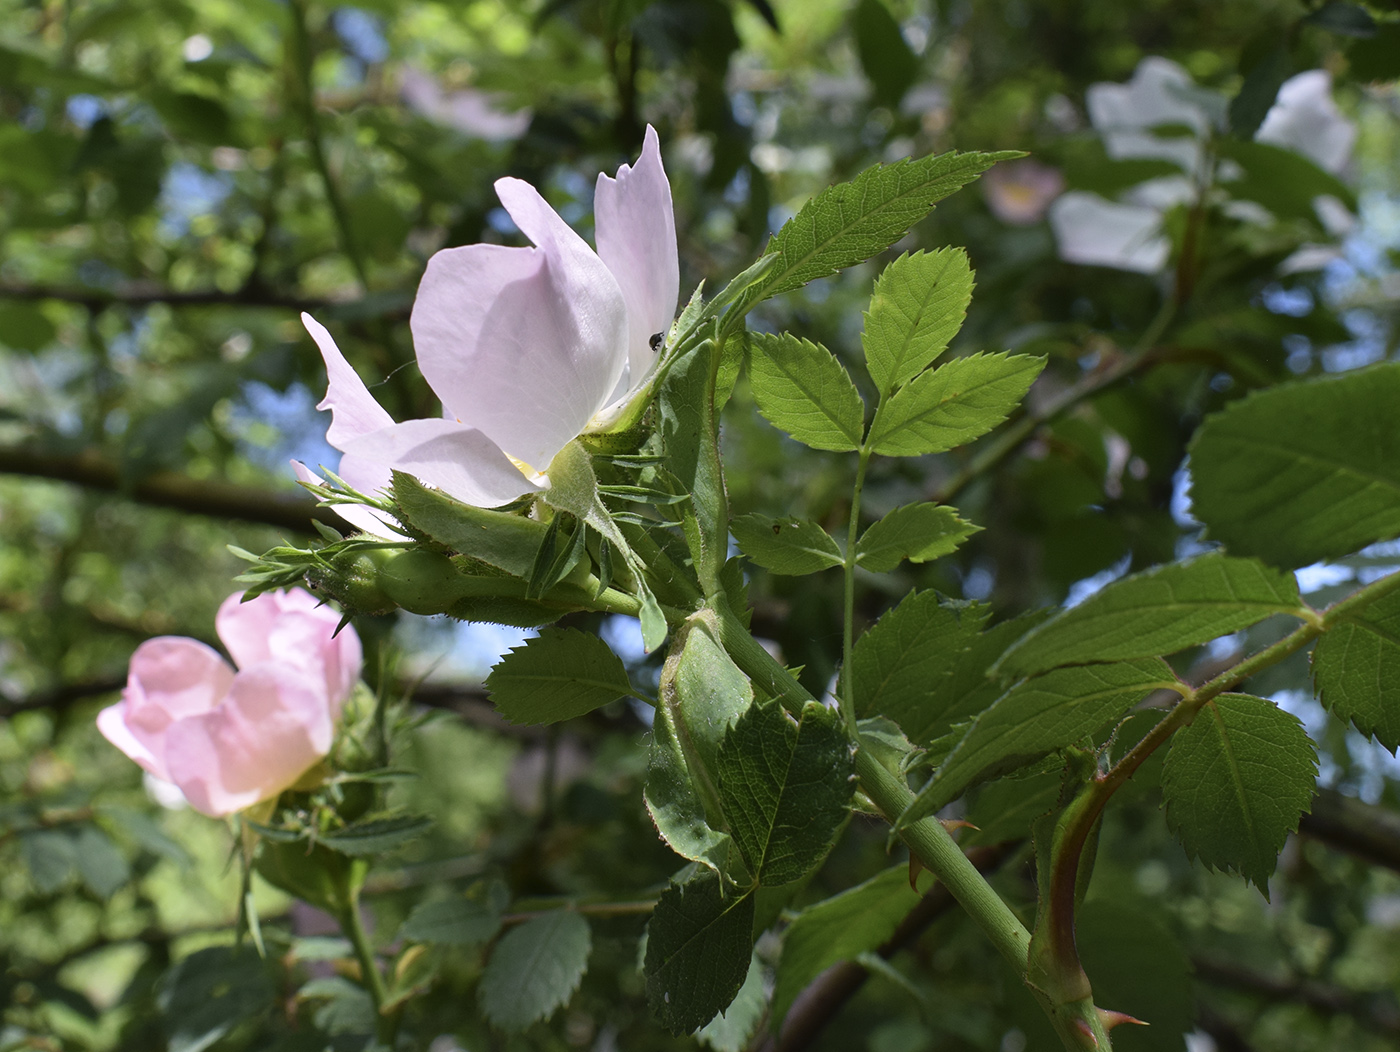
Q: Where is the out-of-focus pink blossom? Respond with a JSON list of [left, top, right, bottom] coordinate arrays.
[[97, 589, 361, 817], [982, 159, 1066, 225], [297, 126, 677, 529], [399, 68, 531, 141]]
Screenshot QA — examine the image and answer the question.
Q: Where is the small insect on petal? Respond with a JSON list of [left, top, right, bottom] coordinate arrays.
[[649, 332, 664, 352]]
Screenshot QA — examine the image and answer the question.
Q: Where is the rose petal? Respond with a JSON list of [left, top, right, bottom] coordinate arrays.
[[302, 312, 394, 449], [215, 590, 280, 669], [97, 700, 169, 780], [411, 186, 628, 469], [292, 460, 403, 538], [323, 621, 363, 716], [118, 637, 236, 776], [165, 664, 334, 817], [594, 125, 679, 390], [340, 416, 541, 508]]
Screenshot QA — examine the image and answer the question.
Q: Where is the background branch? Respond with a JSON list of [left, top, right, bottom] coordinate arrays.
[[0, 282, 339, 313], [1299, 787, 1400, 875], [0, 443, 334, 533]]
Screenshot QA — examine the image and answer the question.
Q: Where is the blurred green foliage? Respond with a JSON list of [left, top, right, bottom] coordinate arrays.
[[2, 0, 1400, 1050]]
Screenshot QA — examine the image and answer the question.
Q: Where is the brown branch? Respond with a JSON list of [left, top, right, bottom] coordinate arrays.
[[1298, 786, 1400, 875], [0, 443, 335, 533], [755, 842, 1019, 1052], [1193, 956, 1400, 1037], [0, 676, 125, 719], [0, 282, 339, 313]]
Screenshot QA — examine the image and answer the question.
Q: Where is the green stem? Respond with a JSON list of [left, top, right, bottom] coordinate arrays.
[[719, 605, 1100, 1050], [854, 749, 1031, 970], [839, 448, 873, 737], [1033, 568, 1400, 1043], [337, 888, 397, 1046]]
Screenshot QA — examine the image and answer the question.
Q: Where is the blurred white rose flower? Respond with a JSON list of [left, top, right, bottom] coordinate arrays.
[[1049, 58, 1355, 274]]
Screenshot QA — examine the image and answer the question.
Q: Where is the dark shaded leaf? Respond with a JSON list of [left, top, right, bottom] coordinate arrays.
[[644, 867, 756, 1035], [1188, 363, 1400, 567], [1161, 693, 1317, 890]]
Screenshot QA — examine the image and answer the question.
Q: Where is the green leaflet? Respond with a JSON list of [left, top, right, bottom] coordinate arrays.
[[696, 951, 765, 1052], [733, 149, 1014, 313], [157, 947, 275, 1052], [715, 700, 854, 886], [644, 867, 756, 1036], [485, 628, 634, 725], [1216, 139, 1358, 219], [1161, 693, 1317, 891], [731, 513, 843, 575], [644, 623, 752, 872], [478, 911, 592, 1032], [862, 248, 974, 397], [318, 814, 434, 857], [849, 591, 990, 739], [747, 333, 865, 452], [21, 828, 77, 894], [855, 502, 980, 572], [770, 865, 920, 1026], [996, 552, 1303, 677], [919, 609, 1054, 745], [72, 825, 129, 899], [902, 658, 1182, 826], [1188, 362, 1400, 567], [391, 472, 546, 579], [398, 883, 506, 947], [1313, 588, 1400, 749], [866, 352, 1044, 456]]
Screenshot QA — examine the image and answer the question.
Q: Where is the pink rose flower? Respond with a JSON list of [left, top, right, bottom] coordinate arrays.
[[294, 125, 679, 533], [97, 589, 363, 817]]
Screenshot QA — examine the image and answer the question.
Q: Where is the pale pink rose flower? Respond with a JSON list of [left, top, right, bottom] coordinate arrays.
[[296, 125, 678, 527], [982, 159, 1066, 225], [97, 589, 362, 817]]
